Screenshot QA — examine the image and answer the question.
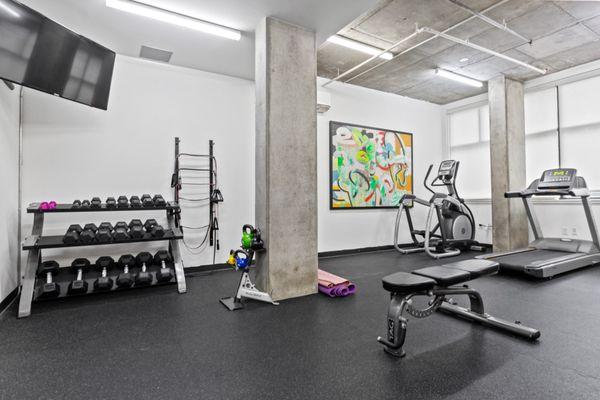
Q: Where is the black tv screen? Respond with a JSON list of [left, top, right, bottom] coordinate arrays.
[[0, 0, 115, 110]]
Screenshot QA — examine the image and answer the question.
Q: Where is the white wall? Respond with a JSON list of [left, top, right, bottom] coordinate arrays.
[[317, 78, 444, 252], [0, 83, 20, 303], [21, 55, 254, 268]]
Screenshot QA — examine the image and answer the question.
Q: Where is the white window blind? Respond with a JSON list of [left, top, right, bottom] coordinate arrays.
[[448, 104, 491, 199]]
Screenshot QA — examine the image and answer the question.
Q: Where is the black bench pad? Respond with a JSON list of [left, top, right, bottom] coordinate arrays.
[[443, 259, 498, 277], [412, 266, 470, 287], [382, 272, 435, 294]]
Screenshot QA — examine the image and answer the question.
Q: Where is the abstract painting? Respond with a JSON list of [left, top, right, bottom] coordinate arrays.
[[330, 121, 413, 209]]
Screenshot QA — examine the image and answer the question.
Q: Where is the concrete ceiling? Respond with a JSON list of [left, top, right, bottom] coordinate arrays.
[[317, 0, 600, 104], [19, 0, 381, 80]]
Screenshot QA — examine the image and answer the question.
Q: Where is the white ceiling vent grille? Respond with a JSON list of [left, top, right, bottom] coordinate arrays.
[[139, 46, 173, 63]]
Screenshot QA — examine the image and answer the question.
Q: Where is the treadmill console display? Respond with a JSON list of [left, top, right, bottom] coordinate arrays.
[[438, 160, 457, 179], [538, 168, 577, 190]]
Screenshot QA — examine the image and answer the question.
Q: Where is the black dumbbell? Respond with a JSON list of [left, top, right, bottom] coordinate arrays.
[[99, 222, 114, 231], [68, 258, 90, 295], [94, 256, 114, 291], [63, 224, 83, 244], [72, 200, 81, 209], [128, 219, 144, 239], [82, 199, 91, 208], [80, 223, 98, 244], [106, 197, 117, 208], [141, 194, 153, 207], [153, 194, 166, 207], [37, 260, 61, 298], [144, 219, 165, 237], [113, 221, 129, 241], [117, 196, 128, 208], [116, 254, 135, 288], [155, 250, 174, 283], [135, 252, 153, 286], [96, 222, 113, 243], [130, 196, 142, 208], [96, 228, 112, 243], [90, 197, 102, 208]]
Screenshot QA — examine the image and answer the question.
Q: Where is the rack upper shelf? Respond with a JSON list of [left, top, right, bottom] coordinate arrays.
[[27, 202, 180, 214]]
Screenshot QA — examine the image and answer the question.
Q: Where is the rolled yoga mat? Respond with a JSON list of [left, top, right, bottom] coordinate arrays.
[[318, 269, 356, 297]]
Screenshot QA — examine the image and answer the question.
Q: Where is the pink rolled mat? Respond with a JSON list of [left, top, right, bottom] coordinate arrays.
[[318, 269, 350, 288], [318, 269, 356, 297]]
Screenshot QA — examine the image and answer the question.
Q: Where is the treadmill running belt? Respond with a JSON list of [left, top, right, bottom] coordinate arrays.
[[493, 250, 571, 272]]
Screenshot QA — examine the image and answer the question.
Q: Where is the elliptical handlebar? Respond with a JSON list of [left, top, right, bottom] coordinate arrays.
[[424, 164, 435, 195]]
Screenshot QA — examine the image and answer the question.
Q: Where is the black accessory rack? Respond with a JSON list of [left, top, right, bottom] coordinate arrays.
[[172, 138, 222, 262]]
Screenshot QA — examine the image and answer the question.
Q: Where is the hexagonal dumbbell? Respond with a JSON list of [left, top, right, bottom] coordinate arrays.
[[130, 195, 142, 208], [68, 258, 90, 295], [90, 197, 102, 208], [96, 222, 113, 243], [116, 254, 135, 288], [37, 260, 61, 298], [80, 223, 98, 244], [63, 224, 83, 244], [113, 221, 129, 241], [128, 219, 144, 239], [117, 196, 128, 208], [141, 194, 154, 207], [106, 197, 117, 208], [152, 194, 166, 207], [94, 256, 114, 291], [154, 250, 174, 283], [144, 219, 164, 238], [135, 252, 153, 286]]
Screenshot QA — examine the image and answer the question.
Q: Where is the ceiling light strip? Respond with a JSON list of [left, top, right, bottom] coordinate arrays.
[[327, 35, 393, 60], [0, 0, 20, 18], [422, 27, 546, 74], [323, 28, 423, 87], [343, 0, 511, 85], [435, 68, 483, 87], [105, 0, 241, 40]]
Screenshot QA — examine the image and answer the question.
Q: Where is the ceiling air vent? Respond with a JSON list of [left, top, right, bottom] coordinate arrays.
[[139, 45, 173, 63]]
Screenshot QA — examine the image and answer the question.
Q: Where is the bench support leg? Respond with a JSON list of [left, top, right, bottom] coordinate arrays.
[[377, 295, 409, 357]]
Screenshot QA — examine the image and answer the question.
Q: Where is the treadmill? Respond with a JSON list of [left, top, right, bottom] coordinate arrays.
[[479, 168, 600, 278]]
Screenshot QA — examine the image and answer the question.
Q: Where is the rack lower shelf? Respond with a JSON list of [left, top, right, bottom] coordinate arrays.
[[23, 229, 183, 250], [33, 262, 177, 302]]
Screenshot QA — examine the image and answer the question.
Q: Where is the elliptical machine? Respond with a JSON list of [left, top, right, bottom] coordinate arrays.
[[394, 160, 477, 259]]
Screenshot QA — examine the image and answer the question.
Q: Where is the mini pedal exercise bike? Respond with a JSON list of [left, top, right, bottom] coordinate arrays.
[[220, 224, 279, 311]]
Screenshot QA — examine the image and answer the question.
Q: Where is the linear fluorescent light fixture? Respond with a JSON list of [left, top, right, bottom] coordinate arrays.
[[105, 0, 241, 40], [0, 0, 20, 18], [435, 68, 483, 88], [327, 35, 393, 60]]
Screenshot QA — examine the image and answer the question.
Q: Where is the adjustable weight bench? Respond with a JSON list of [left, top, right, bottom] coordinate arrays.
[[377, 259, 540, 357]]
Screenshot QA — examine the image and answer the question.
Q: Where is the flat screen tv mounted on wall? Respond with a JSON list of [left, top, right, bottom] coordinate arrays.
[[0, 0, 116, 110]]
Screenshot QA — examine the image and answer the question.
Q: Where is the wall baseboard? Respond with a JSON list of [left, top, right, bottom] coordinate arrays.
[[318, 245, 396, 258], [0, 287, 19, 316]]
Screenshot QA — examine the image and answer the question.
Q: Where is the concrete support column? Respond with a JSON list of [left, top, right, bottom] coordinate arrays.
[[488, 76, 529, 252], [254, 17, 318, 301]]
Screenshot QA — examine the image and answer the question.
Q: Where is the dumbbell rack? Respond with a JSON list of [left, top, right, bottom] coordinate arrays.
[[18, 202, 186, 318]]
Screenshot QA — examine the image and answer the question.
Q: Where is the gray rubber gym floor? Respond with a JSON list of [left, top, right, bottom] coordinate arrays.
[[1, 250, 600, 400]]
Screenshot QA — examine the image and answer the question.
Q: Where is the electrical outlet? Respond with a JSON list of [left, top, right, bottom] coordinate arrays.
[[572, 228, 578, 237], [562, 227, 568, 236]]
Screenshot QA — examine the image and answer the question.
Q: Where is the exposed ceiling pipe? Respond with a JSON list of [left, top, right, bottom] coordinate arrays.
[[343, 0, 511, 84], [421, 27, 546, 74], [446, 0, 531, 44], [322, 28, 423, 87]]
